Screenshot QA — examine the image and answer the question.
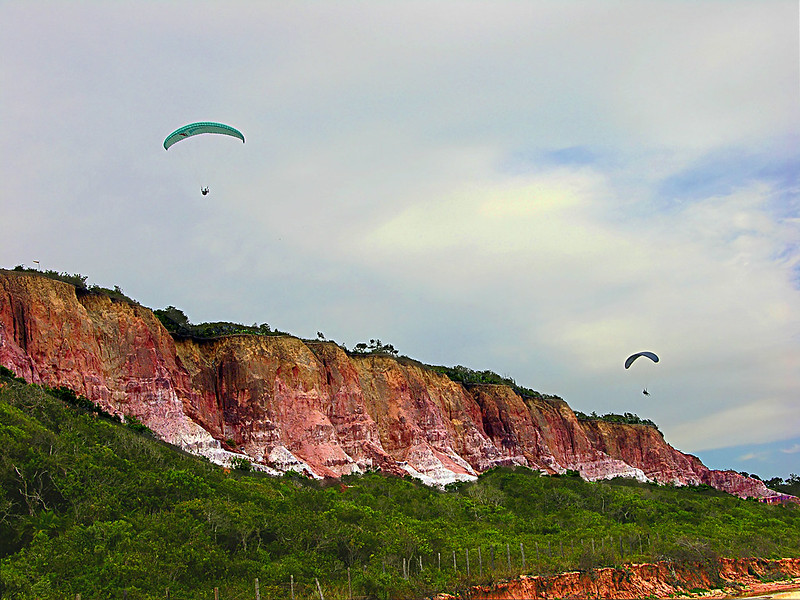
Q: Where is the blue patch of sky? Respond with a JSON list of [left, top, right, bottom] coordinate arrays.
[[499, 145, 601, 175], [656, 145, 800, 216]]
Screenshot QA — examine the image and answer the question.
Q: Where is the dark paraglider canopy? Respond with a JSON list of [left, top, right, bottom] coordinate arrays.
[[624, 351, 659, 370]]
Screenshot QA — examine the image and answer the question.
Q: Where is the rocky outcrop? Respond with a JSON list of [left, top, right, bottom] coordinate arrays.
[[468, 557, 800, 599], [0, 270, 782, 497]]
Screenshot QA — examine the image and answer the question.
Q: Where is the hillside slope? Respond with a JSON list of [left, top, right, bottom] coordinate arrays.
[[1, 375, 799, 600]]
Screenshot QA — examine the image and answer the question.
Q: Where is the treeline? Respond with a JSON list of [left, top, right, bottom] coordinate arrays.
[[2, 370, 798, 600], [430, 364, 559, 401], [348, 338, 399, 356], [742, 472, 800, 497], [152, 306, 288, 339], [574, 410, 660, 430]]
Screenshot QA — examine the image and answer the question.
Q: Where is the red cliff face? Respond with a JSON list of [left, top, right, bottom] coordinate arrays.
[[0, 270, 779, 497], [579, 420, 776, 498]]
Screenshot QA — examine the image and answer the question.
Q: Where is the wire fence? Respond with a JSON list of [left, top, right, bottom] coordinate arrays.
[[67, 534, 668, 600]]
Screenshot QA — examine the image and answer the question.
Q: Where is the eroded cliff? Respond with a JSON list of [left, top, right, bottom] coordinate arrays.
[[0, 270, 779, 496]]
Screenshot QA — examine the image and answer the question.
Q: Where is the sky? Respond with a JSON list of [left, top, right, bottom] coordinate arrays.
[[2, 1, 798, 480]]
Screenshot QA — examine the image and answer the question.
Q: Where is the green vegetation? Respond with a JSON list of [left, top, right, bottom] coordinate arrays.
[[11, 265, 89, 290], [349, 339, 400, 356], [574, 410, 660, 431], [763, 474, 800, 497], [152, 306, 286, 339], [1, 372, 798, 600], [430, 364, 559, 400]]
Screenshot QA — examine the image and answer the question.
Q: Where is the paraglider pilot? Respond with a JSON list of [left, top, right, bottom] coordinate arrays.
[[642, 389, 649, 396], [201, 187, 209, 196]]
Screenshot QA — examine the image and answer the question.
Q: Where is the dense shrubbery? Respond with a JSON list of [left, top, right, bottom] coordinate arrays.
[[152, 306, 285, 339], [574, 410, 660, 430], [431, 364, 558, 400], [763, 474, 800, 497], [1, 371, 797, 600]]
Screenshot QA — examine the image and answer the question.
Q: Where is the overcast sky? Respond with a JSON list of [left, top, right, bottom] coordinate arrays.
[[2, 1, 798, 479]]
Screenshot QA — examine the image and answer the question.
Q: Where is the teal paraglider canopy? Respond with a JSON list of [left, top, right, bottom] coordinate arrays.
[[163, 122, 245, 150], [624, 351, 659, 370]]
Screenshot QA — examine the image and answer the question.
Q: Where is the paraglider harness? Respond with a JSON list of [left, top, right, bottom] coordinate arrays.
[[642, 389, 650, 396], [201, 187, 209, 196]]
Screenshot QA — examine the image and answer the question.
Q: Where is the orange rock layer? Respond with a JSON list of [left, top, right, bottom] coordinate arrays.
[[468, 557, 800, 599]]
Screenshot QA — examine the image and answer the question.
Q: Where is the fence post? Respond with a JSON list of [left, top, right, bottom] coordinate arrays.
[[255, 578, 260, 600], [520, 542, 526, 570], [347, 567, 352, 600], [438, 552, 441, 571], [453, 550, 457, 571], [478, 546, 482, 576], [214, 587, 220, 600], [315, 578, 325, 600], [290, 575, 295, 600], [506, 543, 511, 570], [466, 548, 471, 577]]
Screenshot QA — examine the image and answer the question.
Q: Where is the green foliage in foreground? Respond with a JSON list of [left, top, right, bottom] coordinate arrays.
[[1, 375, 799, 600]]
